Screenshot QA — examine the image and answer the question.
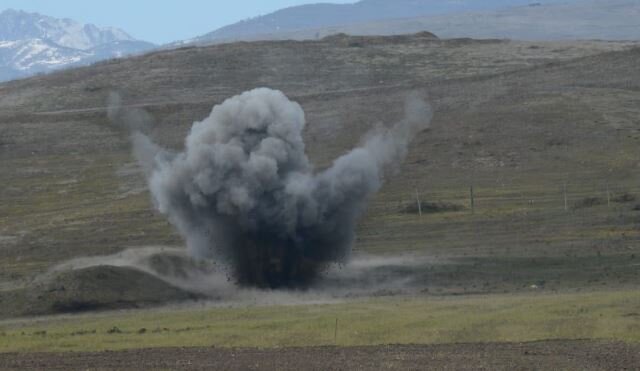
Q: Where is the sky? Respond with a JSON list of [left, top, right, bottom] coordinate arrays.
[[0, 0, 355, 44]]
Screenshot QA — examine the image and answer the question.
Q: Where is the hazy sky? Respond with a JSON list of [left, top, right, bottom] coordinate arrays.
[[0, 0, 355, 44]]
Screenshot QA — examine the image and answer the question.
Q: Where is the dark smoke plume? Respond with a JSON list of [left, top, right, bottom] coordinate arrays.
[[112, 88, 431, 289]]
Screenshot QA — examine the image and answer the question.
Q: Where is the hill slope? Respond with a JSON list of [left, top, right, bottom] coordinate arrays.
[[188, 0, 571, 44], [187, 0, 640, 44], [1, 35, 640, 311], [326, 0, 640, 41]]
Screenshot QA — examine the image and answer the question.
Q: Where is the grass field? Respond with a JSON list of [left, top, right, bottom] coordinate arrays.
[[1, 289, 639, 353], [2, 38, 640, 288]]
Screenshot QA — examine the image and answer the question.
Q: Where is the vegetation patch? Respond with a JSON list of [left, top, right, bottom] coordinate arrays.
[[573, 197, 604, 209], [613, 192, 636, 203], [401, 201, 465, 214]]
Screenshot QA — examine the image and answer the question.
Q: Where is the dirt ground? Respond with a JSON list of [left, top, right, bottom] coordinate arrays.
[[1, 340, 638, 370]]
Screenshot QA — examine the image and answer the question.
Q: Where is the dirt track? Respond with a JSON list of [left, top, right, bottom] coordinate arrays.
[[1, 340, 639, 370]]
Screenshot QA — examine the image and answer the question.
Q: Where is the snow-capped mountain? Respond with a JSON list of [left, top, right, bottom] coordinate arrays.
[[0, 9, 155, 82]]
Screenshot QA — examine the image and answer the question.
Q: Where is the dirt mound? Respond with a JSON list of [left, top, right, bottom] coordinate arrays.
[[0, 265, 201, 319]]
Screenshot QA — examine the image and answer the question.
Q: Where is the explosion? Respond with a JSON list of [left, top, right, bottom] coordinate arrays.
[[112, 88, 431, 289]]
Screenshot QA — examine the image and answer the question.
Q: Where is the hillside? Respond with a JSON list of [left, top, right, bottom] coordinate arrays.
[[1, 34, 640, 315], [188, 0, 640, 43], [186, 0, 570, 44], [329, 0, 640, 41]]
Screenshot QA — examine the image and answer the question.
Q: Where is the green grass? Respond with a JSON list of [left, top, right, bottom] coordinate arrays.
[[1, 290, 639, 353]]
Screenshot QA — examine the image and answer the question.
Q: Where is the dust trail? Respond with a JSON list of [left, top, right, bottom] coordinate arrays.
[[47, 248, 439, 304], [110, 88, 431, 289], [48, 247, 234, 297]]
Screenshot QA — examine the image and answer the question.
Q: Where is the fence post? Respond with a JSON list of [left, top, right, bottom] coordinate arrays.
[[415, 189, 422, 216], [470, 186, 475, 214]]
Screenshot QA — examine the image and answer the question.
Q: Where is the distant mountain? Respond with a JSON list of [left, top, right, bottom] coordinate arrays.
[[184, 0, 573, 45], [0, 9, 155, 82], [179, 0, 640, 45], [311, 0, 640, 41]]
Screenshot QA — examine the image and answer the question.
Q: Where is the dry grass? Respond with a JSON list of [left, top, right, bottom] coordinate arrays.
[[1, 290, 639, 353]]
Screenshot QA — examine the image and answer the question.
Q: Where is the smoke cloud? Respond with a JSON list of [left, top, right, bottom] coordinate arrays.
[[111, 88, 431, 289]]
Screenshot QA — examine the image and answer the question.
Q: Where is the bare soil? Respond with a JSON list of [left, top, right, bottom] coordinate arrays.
[[1, 340, 638, 370]]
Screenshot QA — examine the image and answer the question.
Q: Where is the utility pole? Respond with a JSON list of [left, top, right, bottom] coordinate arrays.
[[415, 189, 422, 216]]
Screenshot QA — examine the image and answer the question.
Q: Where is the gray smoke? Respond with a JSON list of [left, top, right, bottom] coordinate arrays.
[[112, 88, 431, 289]]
